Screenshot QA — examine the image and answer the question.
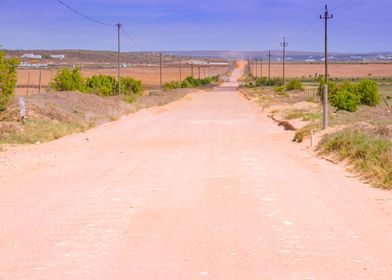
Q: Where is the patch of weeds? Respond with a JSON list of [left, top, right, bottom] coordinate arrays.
[[302, 112, 322, 121], [0, 119, 89, 144], [293, 123, 321, 143], [317, 129, 392, 189], [284, 110, 305, 120]]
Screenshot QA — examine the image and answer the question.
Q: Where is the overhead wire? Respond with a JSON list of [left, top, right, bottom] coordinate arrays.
[[56, 0, 114, 27], [56, 0, 149, 52]]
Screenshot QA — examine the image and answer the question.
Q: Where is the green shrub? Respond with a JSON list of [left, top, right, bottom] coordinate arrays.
[[318, 80, 337, 97], [255, 77, 283, 87], [181, 79, 193, 88], [120, 77, 143, 95], [286, 79, 304, 91], [355, 79, 380, 106], [0, 51, 19, 111], [50, 68, 85, 92], [163, 81, 181, 91], [85, 75, 117, 96], [329, 82, 360, 112], [274, 85, 286, 93]]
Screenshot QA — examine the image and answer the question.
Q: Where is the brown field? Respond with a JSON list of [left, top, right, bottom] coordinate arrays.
[[250, 62, 392, 79], [15, 65, 230, 95]]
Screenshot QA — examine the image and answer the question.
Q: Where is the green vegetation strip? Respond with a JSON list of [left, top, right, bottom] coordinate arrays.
[[318, 129, 392, 189]]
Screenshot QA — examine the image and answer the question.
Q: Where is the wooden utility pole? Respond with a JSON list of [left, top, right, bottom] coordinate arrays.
[[179, 59, 182, 82], [320, 4, 333, 130], [159, 53, 163, 94], [268, 50, 271, 80], [116, 23, 122, 96], [280, 37, 288, 85], [38, 70, 42, 94], [260, 58, 263, 78], [191, 63, 194, 78], [198, 67, 201, 79], [255, 60, 258, 78], [26, 72, 30, 96]]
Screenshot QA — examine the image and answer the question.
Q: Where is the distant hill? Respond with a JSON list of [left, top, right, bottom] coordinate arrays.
[[162, 50, 392, 62], [4, 49, 392, 64]]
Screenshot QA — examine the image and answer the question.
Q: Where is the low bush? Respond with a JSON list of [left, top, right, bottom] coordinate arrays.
[[163, 81, 181, 91], [355, 79, 381, 106], [50, 68, 85, 92], [329, 82, 361, 112], [255, 77, 283, 87], [120, 77, 143, 95], [274, 85, 286, 93], [0, 51, 19, 111], [164, 76, 219, 91], [85, 75, 117, 96], [318, 79, 380, 112], [286, 79, 304, 91], [50, 69, 143, 97]]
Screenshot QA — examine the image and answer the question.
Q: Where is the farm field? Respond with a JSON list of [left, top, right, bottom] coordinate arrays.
[[250, 62, 392, 79], [15, 65, 230, 95]]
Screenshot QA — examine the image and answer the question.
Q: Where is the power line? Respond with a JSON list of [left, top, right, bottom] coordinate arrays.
[[121, 27, 147, 52], [56, 0, 114, 27], [334, 0, 367, 15]]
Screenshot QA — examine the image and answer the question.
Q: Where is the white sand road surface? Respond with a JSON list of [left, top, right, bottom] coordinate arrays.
[[1, 65, 392, 279]]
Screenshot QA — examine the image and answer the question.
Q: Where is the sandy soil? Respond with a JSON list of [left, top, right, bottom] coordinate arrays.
[[16, 66, 229, 95], [1, 65, 392, 279], [251, 62, 392, 79]]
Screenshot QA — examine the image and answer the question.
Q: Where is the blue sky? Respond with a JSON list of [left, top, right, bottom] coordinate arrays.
[[0, 0, 390, 52]]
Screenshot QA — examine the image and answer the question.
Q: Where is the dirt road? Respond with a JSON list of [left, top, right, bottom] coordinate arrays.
[[1, 65, 392, 279]]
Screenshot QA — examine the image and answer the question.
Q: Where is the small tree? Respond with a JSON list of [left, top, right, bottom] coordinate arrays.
[[0, 51, 19, 111], [286, 79, 304, 91], [355, 79, 380, 106], [85, 75, 117, 96], [120, 77, 143, 95], [329, 82, 360, 112], [50, 67, 85, 92]]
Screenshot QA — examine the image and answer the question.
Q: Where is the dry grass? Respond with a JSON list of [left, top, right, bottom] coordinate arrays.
[[0, 89, 193, 146], [318, 128, 392, 189]]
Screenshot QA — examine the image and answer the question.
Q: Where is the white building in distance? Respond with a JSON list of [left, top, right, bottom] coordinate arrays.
[[21, 53, 42, 59]]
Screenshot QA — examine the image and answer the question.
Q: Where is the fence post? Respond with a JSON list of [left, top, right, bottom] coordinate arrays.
[[38, 70, 42, 94]]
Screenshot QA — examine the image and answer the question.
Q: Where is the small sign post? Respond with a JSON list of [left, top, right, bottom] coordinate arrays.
[[19, 97, 26, 124]]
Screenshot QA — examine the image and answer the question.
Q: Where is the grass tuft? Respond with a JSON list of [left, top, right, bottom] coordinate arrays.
[[317, 129, 392, 189]]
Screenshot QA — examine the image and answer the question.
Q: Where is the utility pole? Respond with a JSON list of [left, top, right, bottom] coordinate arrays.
[[116, 23, 122, 96], [280, 37, 288, 85], [191, 63, 194, 78], [255, 60, 258, 78], [159, 53, 163, 94], [179, 59, 182, 82], [247, 56, 251, 76], [38, 70, 42, 94], [268, 50, 271, 80], [260, 58, 263, 78], [321, 4, 333, 130], [198, 66, 201, 79]]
